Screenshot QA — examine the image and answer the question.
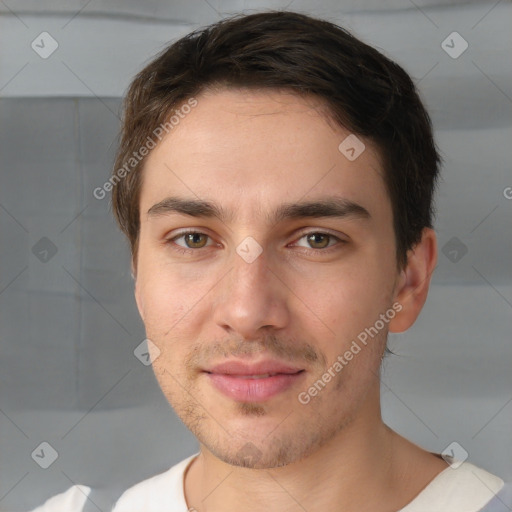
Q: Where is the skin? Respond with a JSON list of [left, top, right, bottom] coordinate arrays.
[[133, 88, 446, 511]]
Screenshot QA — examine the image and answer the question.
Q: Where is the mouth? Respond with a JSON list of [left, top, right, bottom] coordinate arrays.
[[216, 373, 298, 379], [203, 360, 306, 402]]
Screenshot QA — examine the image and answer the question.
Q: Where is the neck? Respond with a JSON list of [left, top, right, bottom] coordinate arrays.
[[183, 386, 445, 512]]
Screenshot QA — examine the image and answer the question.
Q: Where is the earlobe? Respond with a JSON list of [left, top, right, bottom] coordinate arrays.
[[389, 228, 437, 333]]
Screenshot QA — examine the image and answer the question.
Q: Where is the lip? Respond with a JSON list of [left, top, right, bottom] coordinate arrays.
[[203, 359, 305, 402], [205, 360, 304, 376]]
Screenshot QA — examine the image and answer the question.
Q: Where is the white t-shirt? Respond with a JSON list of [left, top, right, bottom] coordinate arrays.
[[31, 454, 508, 512]]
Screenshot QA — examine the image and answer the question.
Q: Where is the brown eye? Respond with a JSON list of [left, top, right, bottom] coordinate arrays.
[[183, 232, 208, 248], [292, 231, 343, 252], [168, 231, 213, 251], [306, 233, 332, 249]]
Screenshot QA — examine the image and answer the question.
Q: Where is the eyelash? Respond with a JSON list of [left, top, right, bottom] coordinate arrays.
[[165, 229, 345, 255]]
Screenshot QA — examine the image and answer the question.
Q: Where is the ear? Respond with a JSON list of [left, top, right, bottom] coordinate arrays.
[[389, 227, 437, 333]]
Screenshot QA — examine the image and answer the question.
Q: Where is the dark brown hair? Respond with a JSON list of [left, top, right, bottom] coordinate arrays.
[[111, 10, 440, 270]]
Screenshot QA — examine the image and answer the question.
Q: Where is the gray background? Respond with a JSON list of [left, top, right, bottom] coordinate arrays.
[[1, 1, 511, 510]]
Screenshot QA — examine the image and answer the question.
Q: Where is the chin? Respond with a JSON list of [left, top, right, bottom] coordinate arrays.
[[200, 428, 325, 470]]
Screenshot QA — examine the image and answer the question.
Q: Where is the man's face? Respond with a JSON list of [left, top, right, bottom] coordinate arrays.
[[134, 88, 402, 468]]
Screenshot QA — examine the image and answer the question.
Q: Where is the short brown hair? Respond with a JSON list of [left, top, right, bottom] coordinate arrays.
[[111, 10, 440, 271]]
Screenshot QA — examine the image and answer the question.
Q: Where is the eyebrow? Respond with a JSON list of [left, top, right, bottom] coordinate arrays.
[[146, 196, 371, 224]]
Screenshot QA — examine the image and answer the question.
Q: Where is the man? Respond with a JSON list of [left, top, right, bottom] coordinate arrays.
[[33, 10, 510, 512]]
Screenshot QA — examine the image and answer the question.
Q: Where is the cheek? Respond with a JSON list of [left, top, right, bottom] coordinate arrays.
[[294, 266, 391, 339], [137, 285, 190, 372], [138, 261, 200, 328], [136, 265, 213, 361]]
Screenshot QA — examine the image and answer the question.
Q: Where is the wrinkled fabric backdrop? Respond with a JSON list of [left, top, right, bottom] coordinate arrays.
[[1, 1, 511, 510]]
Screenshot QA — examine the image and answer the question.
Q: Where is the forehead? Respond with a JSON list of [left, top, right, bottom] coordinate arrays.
[[138, 88, 391, 226]]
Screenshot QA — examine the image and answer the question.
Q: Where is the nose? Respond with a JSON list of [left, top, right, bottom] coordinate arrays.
[[212, 246, 290, 340]]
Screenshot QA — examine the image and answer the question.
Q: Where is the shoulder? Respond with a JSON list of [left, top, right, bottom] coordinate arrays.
[[401, 460, 504, 512], [28, 485, 92, 512], [112, 453, 199, 512], [480, 482, 512, 511]]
